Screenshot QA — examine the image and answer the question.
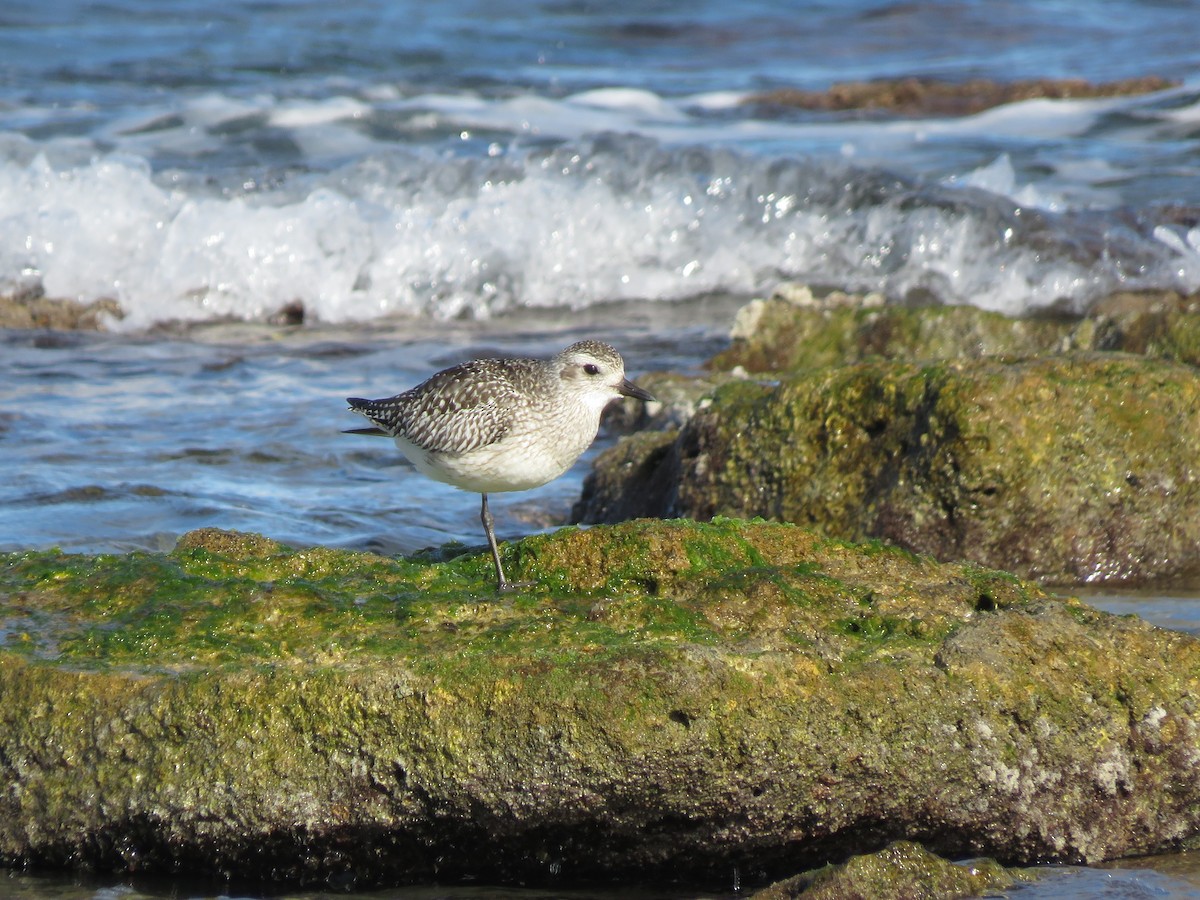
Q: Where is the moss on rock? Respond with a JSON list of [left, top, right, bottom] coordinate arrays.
[[751, 841, 1028, 899], [710, 297, 1070, 372], [3, 521, 1200, 888], [0, 290, 123, 330], [581, 354, 1200, 584], [711, 289, 1200, 374]]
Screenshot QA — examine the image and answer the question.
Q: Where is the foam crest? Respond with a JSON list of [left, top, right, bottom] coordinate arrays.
[[3, 137, 1198, 328], [1159, 94, 1200, 124], [1153, 225, 1200, 288], [0, 154, 175, 308], [946, 154, 1065, 211], [270, 96, 372, 128], [566, 88, 688, 119]]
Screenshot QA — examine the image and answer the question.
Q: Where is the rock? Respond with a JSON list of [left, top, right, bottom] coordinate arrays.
[[710, 288, 1200, 373], [3, 521, 1200, 889], [0, 291, 124, 330], [267, 299, 306, 326], [1086, 290, 1200, 366], [579, 355, 1200, 585], [750, 841, 1027, 899], [711, 296, 1068, 372], [745, 76, 1179, 118], [572, 429, 679, 524], [602, 370, 741, 433], [172, 526, 290, 557]]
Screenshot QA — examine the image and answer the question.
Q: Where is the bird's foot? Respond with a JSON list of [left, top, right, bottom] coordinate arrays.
[[496, 578, 537, 593]]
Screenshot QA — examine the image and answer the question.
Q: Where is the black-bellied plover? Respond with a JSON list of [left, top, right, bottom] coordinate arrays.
[[345, 340, 654, 591]]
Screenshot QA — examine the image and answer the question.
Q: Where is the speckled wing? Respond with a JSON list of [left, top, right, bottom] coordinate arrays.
[[347, 359, 522, 455]]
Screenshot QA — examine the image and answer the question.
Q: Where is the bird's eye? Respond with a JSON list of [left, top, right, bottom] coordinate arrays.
[[583, 363, 600, 376]]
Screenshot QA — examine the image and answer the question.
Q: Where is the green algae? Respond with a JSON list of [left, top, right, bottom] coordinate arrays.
[[2, 518, 1011, 672], [1152, 311, 1200, 365], [751, 840, 1030, 899], [712, 294, 1200, 375], [711, 301, 1072, 373], [4, 520, 1200, 886], [583, 353, 1200, 584], [3, 543, 430, 669]]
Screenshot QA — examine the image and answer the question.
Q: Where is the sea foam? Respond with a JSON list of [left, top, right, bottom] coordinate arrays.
[[2, 126, 1198, 328]]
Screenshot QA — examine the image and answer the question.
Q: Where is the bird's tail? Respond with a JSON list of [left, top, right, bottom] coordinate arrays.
[[342, 426, 390, 437], [345, 397, 393, 436]]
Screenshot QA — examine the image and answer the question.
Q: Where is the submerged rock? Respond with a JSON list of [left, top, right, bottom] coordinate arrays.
[[579, 354, 1200, 585], [750, 841, 1027, 899], [2, 521, 1200, 889], [745, 75, 1179, 118]]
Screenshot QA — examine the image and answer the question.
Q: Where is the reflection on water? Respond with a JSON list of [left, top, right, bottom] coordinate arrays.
[[7, 860, 1200, 900], [1072, 587, 1200, 635]]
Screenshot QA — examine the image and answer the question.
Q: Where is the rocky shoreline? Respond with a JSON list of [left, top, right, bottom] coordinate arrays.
[[580, 285, 1200, 587], [3, 519, 1200, 896], [6, 281, 1200, 896]]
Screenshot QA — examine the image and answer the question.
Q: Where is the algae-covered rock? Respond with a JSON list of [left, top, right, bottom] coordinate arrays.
[[603, 369, 739, 432], [580, 355, 1200, 585], [750, 841, 1026, 899], [3, 520, 1200, 889], [0, 288, 123, 330], [712, 287, 1200, 373], [712, 293, 1068, 372], [572, 429, 679, 525]]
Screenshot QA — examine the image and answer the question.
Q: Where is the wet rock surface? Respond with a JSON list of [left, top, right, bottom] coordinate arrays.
[[710, 286, 1200, 372], [0, 289, 123, 330], [578, 288, 1200, 586], [3, 522, 1200, 888], [749, 841, 1027, 899]]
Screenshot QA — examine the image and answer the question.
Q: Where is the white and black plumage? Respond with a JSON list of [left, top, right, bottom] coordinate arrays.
[[345, 340, 654, 591]]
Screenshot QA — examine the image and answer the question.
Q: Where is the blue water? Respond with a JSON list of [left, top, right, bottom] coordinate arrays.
[[4, 2, 1200, 897], [7, 1, 1199, 101]]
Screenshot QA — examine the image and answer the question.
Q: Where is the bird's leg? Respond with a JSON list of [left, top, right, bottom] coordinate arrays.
[[479, 494, 535, 593], [480, 493, 509, 591]]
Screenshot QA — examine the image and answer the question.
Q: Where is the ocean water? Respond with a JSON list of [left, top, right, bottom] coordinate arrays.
[[4, 1, 1200, 897], [1, 0, 1198, 560], [2, 0, 1199, 326]]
